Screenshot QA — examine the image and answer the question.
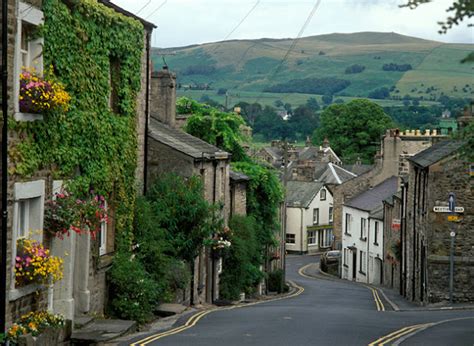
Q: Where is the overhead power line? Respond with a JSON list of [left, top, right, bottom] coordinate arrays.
[[136, 0, 152, 15], [255, 0, 322, 104], [145, 0, 168, 20]]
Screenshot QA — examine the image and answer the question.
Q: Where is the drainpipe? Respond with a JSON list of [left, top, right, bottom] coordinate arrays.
[[211, 158, 218, 303], [1, 0, 9, 334], [367, 218, 370, 284], [300, 209, 304, 254], [143, 31, 151, 195]]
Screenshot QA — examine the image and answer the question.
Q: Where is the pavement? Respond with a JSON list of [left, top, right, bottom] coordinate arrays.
[[114, 255, 474, 346]]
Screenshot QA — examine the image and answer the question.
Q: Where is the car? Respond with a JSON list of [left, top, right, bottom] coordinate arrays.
[[320, 250, 341, 272]]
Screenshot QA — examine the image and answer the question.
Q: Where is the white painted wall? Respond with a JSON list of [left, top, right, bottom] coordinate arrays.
[[286, 187, 334, 253], [341, 205, 369, 283], [368, 217, 384, 285]]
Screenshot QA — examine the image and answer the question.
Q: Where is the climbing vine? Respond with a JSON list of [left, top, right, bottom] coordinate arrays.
[[10, 0, 145, 240]]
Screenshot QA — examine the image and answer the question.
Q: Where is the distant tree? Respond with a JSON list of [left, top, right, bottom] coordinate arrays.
[[217, 88, 228, 95], [334, 98, 345, 104], [412, 99, 420, 106], [383, 63, 413, 72], [368, 87, 390, 99], [274, 100, 284, 108], [306, 97, 320, 111], [265, 77, 350, 95], [322, 94, 333, 105], [403, 99, 411, 107], [313, 99, 394, 163], [253, 106, 290, 140], [283, 103, 293, 115], [289, 105, 319, 140], [345, 64, 366, 74]]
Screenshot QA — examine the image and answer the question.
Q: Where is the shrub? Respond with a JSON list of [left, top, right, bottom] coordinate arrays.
[[267, 269, 289, 293], [108, 251, 159, 324]]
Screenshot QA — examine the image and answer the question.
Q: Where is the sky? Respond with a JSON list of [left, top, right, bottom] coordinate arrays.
[[111, 0, 473, 48]]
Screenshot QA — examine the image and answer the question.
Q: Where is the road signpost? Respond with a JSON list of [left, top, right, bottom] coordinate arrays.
[[448, 193, 456, 304]]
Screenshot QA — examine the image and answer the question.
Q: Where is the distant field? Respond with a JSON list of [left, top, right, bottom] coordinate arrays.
[[177, 90, 440, 109], [154, 32, 473, 102]]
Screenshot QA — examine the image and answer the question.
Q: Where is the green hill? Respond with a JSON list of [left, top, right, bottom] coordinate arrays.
[[152, 32, 473, 107]]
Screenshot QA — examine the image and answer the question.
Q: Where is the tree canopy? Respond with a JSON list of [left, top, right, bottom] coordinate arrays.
[[313, 99, 394, 163]]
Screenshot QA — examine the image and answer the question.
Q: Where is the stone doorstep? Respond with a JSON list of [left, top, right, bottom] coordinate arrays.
[[74, 316, 95, 329], [70, 319, 137, 345], [154, 303, 187, 317]]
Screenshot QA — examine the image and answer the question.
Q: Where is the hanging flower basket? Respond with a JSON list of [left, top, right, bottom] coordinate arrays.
[[15, 238, 64, 287], [19, 67, 70, 114]]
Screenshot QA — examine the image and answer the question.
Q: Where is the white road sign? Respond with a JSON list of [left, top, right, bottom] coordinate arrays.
[[433, 206, 464, 213]]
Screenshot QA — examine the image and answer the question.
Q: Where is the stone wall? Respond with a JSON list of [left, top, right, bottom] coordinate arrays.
[[230, 182, 247, 217], [405, 156, 474, 303], [382, 197, 401, 291]]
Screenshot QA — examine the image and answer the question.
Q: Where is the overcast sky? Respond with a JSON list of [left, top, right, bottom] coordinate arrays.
[[111, 0, 473, 48]]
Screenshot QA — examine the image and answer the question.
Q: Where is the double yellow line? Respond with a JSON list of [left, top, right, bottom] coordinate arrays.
[[130, 282, 305, 345], [368, 323, 434, 345], [370, 287, 385, 312]]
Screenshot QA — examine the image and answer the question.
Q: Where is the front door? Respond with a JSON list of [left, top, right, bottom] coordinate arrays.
[[352, 250, 357, 280]]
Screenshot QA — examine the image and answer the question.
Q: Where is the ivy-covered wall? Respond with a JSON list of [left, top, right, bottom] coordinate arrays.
[[7, 0, 148, 318]]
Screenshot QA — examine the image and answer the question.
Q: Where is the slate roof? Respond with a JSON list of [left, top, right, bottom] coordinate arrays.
[[343, 164, 374, 176], [286, 181, 325, 208], [345, 176, 398, 212], [229, 170, 250, 182], [314, 163, 357, 185], [369, 205, 384, 220], [298, 146, 341, 163], [408, 140, 465, 168], [149, 119, 229, 160], [263, 147, 283, 161]]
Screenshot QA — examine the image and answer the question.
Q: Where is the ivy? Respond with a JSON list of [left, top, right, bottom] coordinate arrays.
[[10, 0, 145, 242]]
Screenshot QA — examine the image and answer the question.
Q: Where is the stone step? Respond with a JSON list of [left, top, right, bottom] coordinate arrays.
[[71, 319, 137, 345], [74, 316, 95, 329], [155, 303, 187, 317]]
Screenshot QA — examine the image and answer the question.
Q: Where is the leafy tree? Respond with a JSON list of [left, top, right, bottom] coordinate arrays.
[[345, 64, 366, 74], [368, 87, 390, 99], [313, 99, 394, 163], [274, 100, 284, 108], [253, 106, 291, 140], [265, 77, 350, 95], [181, 97, 249, 161], [322, 94, 333, 105], [289, 105, 319, 140], [217, 88, 227, 95], [283, 103, 293, 115], [306, 97, 320, 111]]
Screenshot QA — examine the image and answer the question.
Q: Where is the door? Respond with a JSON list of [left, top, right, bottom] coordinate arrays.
[[352, 250, 357, 280]]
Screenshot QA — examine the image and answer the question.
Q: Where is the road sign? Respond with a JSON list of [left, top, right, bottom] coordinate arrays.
[[450, 231, 456, 237], [448, 193, 456, 212], [433, 206, 464, 213], [447, 215, 460, 222], [391, 219, 401, 230]]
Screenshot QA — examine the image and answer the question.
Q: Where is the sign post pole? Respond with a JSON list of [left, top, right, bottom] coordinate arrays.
[[448, 192, 456, 304]]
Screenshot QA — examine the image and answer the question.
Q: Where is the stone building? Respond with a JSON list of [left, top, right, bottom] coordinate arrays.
[[285, 181, 334, 254], [402, 140, 473, 304], [229, 170, 249, 218], [332, 128, 447, 250], [147, 68, 232, 305], [382, 192, 402, 292], [1, 0, 154, 329]]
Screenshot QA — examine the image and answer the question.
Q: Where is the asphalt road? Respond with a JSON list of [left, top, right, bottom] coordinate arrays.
[[132, 255, 474, 346]]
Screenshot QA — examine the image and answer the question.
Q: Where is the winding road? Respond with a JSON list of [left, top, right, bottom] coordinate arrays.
[[127, 255, 474, 346]]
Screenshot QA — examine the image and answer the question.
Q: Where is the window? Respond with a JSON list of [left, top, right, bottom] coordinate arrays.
[[313, 208, 319, 225], [343, 248, 349, 266], [14, 2, 44, 120], [320, 189, 326, 201], [359, 251, 366, 274], [99, 201, 108, 256], [109, 57, 121, 113], [360, 218, 367, 240], [286, 233, 295, 244], [329, 207, 333, 223], [320, 228, 333, 248], [345, 213, 352, 235], [374, 221, 379, 245], [12, 180, 45, 290], [308, 230, 317, 245]]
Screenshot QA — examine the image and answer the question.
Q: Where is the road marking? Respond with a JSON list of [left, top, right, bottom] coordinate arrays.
[[298, 263, 385, 312], [368, 323, 431, 346], [129, 282, 305, 345]]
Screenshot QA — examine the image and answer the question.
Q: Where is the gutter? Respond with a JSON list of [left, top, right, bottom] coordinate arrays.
[[143, 30, 151, 194], [1, 0, 9, 333]]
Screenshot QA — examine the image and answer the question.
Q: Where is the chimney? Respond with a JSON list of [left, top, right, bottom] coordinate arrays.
[[323, 137, 330, 149], [150, 67, 177, 127], [305, 136, 311, 147]]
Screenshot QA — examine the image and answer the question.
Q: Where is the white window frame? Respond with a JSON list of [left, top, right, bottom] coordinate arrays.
[[320, 228, 333, 248], [99, 201, 108, 256], [313, 208, 319, 225], [360, 218, 367, 240], [345, 213, 352, 235], [374, 221, 379, 245], [14, 2, 45, 121], [285, 233, 295, 244], [359, 250, 367, 274], [11, 180, 45, 294], [329, 206, 333, 223], [307, 230, 317, 245], [320, 189, 326, 201]]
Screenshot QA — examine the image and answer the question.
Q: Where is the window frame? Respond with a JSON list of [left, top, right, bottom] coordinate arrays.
[[307, 230, 317, 245], [329, 206, 333, 224], [285, 233, 296, 244], [313, 208, 319, 225], [359, 250, 366, 275], [345, 213, 352, 235], [360, 218, 367, 241], [374, 221, 379, 245], [320, 189, 326, 201]]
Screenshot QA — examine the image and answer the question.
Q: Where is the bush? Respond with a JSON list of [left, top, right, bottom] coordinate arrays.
[[267, 269, 288, 293], [108, 251, 159, 323], [345, 64, 365, 74], [219, 216, 264, 300]]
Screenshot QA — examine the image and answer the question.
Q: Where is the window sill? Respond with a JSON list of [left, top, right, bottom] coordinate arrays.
[[9, 284, 44, 302], [98, 253, 114, 270], [344, 232, 351, 236], [360, 237, 367, 242], [14, 112, 43, 122]]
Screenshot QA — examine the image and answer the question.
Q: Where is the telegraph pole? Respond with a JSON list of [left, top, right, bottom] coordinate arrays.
[[281, 141, 288, 288]]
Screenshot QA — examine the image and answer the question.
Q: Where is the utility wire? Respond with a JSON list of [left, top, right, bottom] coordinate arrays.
[[136, 0, 152, 15], [255, 0, 322, 104], [211, 1, 261, 53], [145, 0, 168, 20]]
